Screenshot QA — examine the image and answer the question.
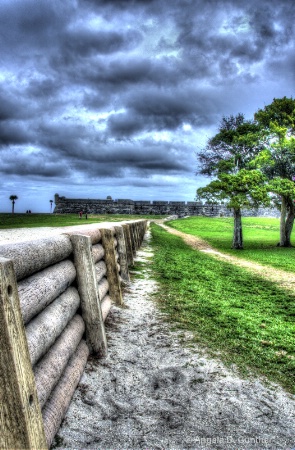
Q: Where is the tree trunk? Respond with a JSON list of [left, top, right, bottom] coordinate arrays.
[[283, 198, 295, 247], [279, 196, 288, 246], [232, 208, 243, 250]]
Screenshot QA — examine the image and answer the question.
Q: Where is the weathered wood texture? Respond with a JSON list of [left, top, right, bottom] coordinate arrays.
[[0, 235, 72, 281], [100, 228, 123, 306], [115, 226, 130, 281], [92, 243, 104, 263], [129, 223, 137, 256], [101, 295, 112, 321], [42, 340, 89, 448], [63, 227, 101, 244], [18, 260, 76, 324], [95, 260, 107, 283], [98, 277, 109, 301], [26, 286, 80, 366], [122, 223, 134, 266], [0, 219, 147, 450], [34, 314, 85, 408], [0, 257, 47, 450], [134, 222, 140, 250], [71, 234, 107, 355]]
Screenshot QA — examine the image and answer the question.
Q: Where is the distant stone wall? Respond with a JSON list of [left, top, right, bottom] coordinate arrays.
[[54, 194, 280, 218]]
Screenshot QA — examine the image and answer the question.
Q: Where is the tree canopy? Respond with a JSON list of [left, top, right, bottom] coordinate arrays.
[[196, 97, 295, 248], [254, 97, 295, 246], [196, 114, 267, 249]]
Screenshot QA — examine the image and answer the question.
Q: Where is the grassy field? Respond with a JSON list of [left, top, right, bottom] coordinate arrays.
[[2, 212, 294, 392], [150, 223, 295, 393], [166, 216, 295, 273], [0, 213, 166, 229]]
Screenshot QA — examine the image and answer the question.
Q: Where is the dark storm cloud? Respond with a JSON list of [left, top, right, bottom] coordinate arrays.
[[106, 87, 226, 137], [0, 122, 32, 145], [1, 0, 295, 210], [0, 148, 70, 178], [62, 28, 143, 57]]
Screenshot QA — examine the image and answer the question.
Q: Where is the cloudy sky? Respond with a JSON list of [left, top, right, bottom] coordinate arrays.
[[1, 0, 295, 212]]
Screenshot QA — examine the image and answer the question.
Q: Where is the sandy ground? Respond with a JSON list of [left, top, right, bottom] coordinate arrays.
[[53, 230, 295, 450], [1, 226, 295, 449]]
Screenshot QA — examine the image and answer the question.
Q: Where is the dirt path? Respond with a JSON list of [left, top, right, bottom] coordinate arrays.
[[159, 223, 295, 293], [54, 229, 295, 450]]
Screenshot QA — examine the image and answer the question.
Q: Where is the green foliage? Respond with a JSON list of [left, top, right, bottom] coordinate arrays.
[[268, 177, 295, 198], [196, 169, 269, 210], [197, 114, 262, 176], [253, 97, 295, 246], [151, 223, 295, 393], [254, 96, 295, 132], [166, 216, 295, 272], [197, 98, 295, 247]]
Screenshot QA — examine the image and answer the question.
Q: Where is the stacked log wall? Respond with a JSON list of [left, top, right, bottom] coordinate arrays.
[[0, 219, 148, 449]]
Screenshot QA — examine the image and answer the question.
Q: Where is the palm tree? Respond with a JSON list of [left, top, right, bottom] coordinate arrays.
[[50, 199, 53, 213], [9, 195, 18, 214]]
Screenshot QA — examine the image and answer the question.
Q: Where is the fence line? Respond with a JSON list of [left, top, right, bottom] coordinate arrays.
[[0, 219, 148, 449]]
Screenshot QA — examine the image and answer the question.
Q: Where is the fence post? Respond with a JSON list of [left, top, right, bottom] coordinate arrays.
[[122, 223, 134, 267], [0, 257, 47, 450], [100, 228, 124, 306], [114, 225, 130, 282], [70, 235, 107, 356]]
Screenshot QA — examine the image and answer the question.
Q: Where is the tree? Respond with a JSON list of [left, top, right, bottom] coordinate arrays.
[[50, 200, 53, 213], [254, 97, 295, 247], [197, 113, 262, 176], [9, 195, 18, 214], [196, 170, 269, 249], [196, 114, 266, 249]]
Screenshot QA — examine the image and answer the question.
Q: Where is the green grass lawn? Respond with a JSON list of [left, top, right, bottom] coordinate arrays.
[[150, 223, 295, 393], [166, 216, 295, 273], [0, 213, 166, 229]]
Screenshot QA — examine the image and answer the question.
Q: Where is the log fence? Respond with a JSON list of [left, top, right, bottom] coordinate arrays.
[[0, 219, 147, 449]]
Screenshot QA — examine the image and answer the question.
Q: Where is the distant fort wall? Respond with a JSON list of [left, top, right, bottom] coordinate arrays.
[[54, 194, 280, 218]]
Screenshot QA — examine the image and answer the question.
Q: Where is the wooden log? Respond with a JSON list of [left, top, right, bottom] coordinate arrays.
[[134, 222, 140, 250], [18, 260, 76, 325], [97, 277, 109, 300], [42, 340, 89, 448], [71, 234, 107, 355], [129, 223, 137, 256], [100, 228, 123, 306], [0, 257, 47, 450], [26, 287, 80, 366], [137, 221, 143, 245], [101, 295, 112, 321], [34, 315, 85, 408], [92, 243, 104, 263], [0, 235, 72, 281], [122, 223, 134, 266], [115, 226, 130, 281], [95, 260, 107, 283], [63, 227, 101, 245]]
